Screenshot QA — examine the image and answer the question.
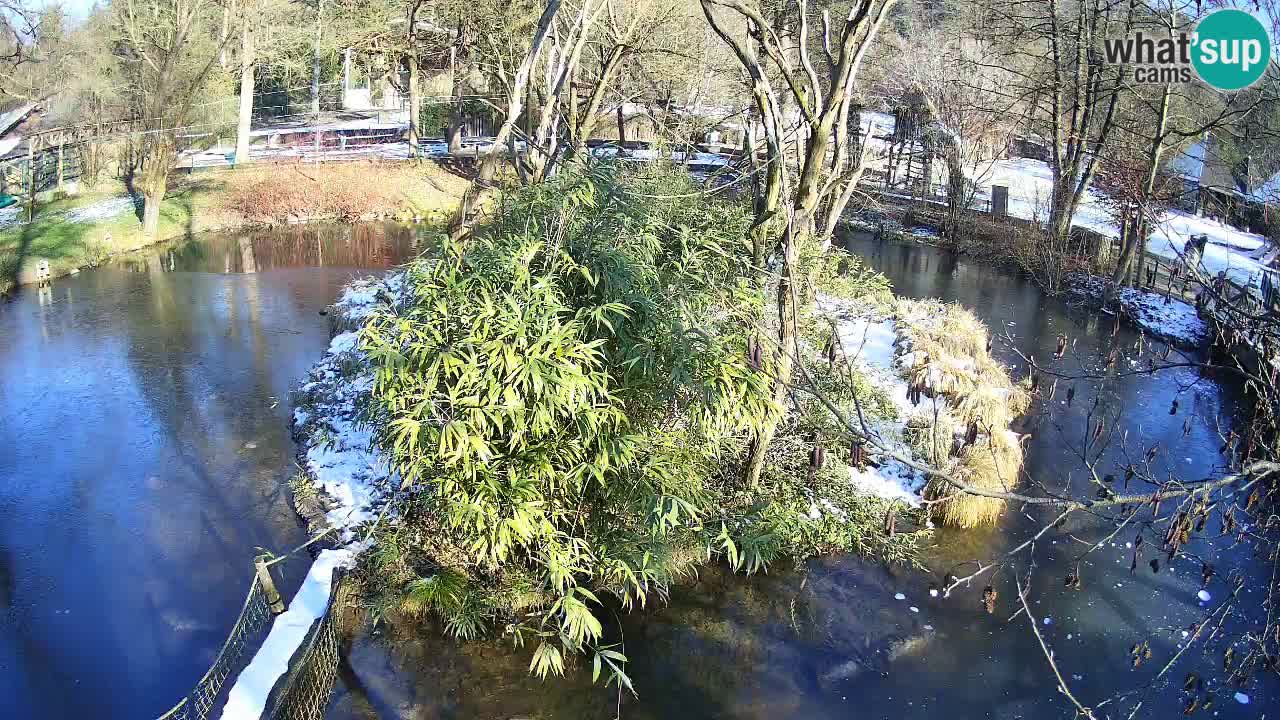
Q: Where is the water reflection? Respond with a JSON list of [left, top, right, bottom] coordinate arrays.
[[0, 222, 422, 717], [111, 221, 423, 276]]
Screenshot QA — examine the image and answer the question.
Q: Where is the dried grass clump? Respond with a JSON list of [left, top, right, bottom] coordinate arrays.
[[931, 432, 1026, 528], [895, 299, 1029, 527], [221, 162, 465, 223]]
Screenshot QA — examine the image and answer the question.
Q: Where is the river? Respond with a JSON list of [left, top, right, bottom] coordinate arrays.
[[0, 222, 421, 718], [0, 225, 1272, 719]]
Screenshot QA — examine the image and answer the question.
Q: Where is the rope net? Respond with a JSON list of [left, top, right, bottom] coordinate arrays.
[[263, 572, 351, 720]]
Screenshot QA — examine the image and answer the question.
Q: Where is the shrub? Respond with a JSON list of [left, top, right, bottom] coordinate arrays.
[[896, 299, 1030, 527], [354, 165, 921, 687]]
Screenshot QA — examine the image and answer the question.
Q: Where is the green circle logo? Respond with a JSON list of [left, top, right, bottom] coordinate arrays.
[[1192, 9, 1271, 91]]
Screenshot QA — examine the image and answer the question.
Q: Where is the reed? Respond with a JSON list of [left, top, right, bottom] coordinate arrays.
[[895, 299, 1029, 527]]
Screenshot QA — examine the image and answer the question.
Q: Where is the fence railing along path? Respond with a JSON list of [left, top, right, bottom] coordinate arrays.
[[154, 530, 350, 720]]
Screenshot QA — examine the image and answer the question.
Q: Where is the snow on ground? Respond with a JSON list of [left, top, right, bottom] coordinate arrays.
[[0, 204, 20, 229], [974, 157, 1271, 288], [293, 275, 405, 537], [219, 546, 362, 720], [977, 158, 1118, 236], [0, 194, 134, 230], [816, 297, 929, 505], [62, 196, 135, 224], [1069, 273, 1209, 348], [1146, 211, 1268, 287]]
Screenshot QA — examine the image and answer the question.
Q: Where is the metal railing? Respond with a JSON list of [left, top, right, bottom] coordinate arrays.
[[153, 526, 349, 720]]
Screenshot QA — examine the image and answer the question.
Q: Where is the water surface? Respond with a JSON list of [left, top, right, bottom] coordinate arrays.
[[0, 221, 421, 717]]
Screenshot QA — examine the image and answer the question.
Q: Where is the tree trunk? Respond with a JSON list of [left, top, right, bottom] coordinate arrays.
[[615, 80, 626, 145], [447, 57, 465, 154], [310, 0, 325, 157], [1111, 212, 1134, 288], [943, 148, 965, 248], [1047, 176, 1077, 255], [219, 5, 230, 69], [143, 178, 164, 237], [1111, 83, 1171, 288], [448, 0, 562, 241], [568, 45, 626, 152], [407, 54, 420, 157], [744, 227, 799, 488], [234, 22, 256, 166], [311, 0, 324, 116], [1132, 216, 1149, 288]]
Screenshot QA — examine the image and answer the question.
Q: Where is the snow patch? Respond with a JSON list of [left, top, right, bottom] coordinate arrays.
[[293, 275, 407, 538], [1069, 274, 1208, 348], [974, 158, 1271, 288], [0, 204, 20, 229], [61, 196, 135, 224], [816, 297, 931, 505]]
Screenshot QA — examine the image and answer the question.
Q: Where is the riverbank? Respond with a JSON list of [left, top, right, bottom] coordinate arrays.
[[291, 274, 404, 539], [1066, 271, 1209, 348], [843, 210, 1213, 350], [818, 294, 1029, 526], [0, 161, 468, 295]]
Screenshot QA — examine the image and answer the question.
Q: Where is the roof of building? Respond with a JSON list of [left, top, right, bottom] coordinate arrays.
[[0, 103, 36, 137], [1169, 134, 1280, 206]]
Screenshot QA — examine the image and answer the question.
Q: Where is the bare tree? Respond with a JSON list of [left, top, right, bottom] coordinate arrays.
[[975, 0, 1131, 264], [701, 0, 897, 487], [1, 0, 67, 102], [886, 6, 1018, 247], [232, 0, 312, 166], [113, 0, 226, 237], [513, 0, 607, 183], [447, 0, 563, 240]]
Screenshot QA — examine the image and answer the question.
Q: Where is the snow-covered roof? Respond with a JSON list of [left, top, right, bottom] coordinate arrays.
[[1167, 140, 1207, 182], [0, 103, 35, 136], [0, 134, 23, 158]]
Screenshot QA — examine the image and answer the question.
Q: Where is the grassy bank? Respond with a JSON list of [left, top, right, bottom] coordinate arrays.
[[0, 161, 468, 295]]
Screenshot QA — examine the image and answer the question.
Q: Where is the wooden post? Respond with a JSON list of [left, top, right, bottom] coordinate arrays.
[[56, 142, 64, 192], [254, 555, 287, 614]]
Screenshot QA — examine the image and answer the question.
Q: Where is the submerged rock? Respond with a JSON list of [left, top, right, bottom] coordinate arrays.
[[887, 634, 930, 662], [819, 657, 866, 687]]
